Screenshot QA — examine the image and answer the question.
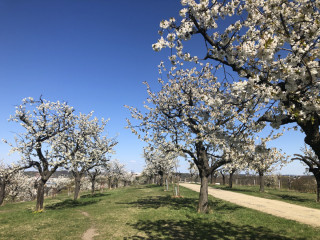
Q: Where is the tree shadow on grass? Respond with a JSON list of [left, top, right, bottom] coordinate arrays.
[[119, 195, 241, 213], [119, 195, 196, 211], [144, 184, 161, 189], [46, 199, 100, 210], [80, 193, 110, 199], [213, 186, 256, 194], [271, 194, 309, 203], [124, 218, 299, 240]]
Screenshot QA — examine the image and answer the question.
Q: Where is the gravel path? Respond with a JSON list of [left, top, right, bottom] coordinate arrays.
[[180, 183, 320, 227]]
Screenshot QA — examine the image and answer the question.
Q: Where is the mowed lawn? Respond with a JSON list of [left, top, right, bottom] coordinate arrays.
[[1, 185, 320, 240], [210, 184, 320, 210]]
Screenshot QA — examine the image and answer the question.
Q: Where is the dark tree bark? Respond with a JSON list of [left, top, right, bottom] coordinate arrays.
[[73, 175, 82, 200], [87, 169, 101, 195], [316, 172, 320, 203], [220, 171, 226, 185], [91, 177, 96, 195], [34, 168, 56, 211], [228, 169, 236, 188], [292, 154, 320, 202], [258, 171, 265, 193], [198, 170, 209, 213], [36, 179, 46, 211], [310, 169, 320, 202], [210, 170, 217, 185], [158, 170, 164, 186], [192, 146, 229, 213], [0, 180, 6, 206]]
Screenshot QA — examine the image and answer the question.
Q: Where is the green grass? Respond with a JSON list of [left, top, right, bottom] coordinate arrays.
[[210, 184, 320, 209], [0, 185, 319, 239]]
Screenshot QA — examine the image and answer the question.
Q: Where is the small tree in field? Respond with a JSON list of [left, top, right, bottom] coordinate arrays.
[[217, 149, 249, 188], [141, 165, 157, 184], [143, 145, 178, 187], [248, 144, 284, 192], [4, 97, 75, 211], [62, 113, 117, 200], [87, 165, 106, 195], [110, 160, 126, 188]]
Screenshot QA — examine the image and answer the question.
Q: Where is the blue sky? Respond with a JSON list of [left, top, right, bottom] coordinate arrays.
[[0, 0, 307, 175]]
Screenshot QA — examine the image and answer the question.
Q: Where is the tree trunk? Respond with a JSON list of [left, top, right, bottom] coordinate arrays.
[[229, 169, 236, 188], [36, 180, 46, 211], [91, 179, 95, 195], [210, 172, 217, 185], [108, 178, 112, 189], [222, 173, 226, 185], [229, 172, 234, 188], [158, 172, 164, 186], [177, 174, 180, 196], [198, 173, 209, 213], [165, 177, 169, 191], [317, 178, 320, 203], [259, 171, 265, 193], [314, 171, 320, 203], [0, 181, 6, 206], [74, 177, 81, 200]]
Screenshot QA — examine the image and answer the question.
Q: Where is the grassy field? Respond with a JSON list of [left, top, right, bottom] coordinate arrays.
[[210, 184, 320, 210], [1, 185, 320, 239]]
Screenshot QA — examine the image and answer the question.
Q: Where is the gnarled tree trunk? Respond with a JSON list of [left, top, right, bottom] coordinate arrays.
[[74, 176, 81, 200], [36, 179, 46, 211], [312, 170, 320, 202], [198, 171, 209, 213]]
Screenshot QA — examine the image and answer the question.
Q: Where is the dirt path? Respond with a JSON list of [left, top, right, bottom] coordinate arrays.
[[82, 227, 99, 240], [180, 183, 320, 227], [80, 211, 99, 240]]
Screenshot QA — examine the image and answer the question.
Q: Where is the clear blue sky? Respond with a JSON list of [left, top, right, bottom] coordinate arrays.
[[0, 0, 307, 175]]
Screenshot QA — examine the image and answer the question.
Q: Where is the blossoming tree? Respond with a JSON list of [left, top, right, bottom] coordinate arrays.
[[126, 65, 253, 213], [87, 166, 105, 195], [248, 144, 285, 192], [109, 160, 126, 188], [143, 145, 178, 187], [153, 0, 320, 169], [4, 97, 75, 211], [6, 172, 39, 202], [61, 113, 117, 200]]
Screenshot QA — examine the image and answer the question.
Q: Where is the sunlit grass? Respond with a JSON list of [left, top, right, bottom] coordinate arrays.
[[0, 185, 319, 239]]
